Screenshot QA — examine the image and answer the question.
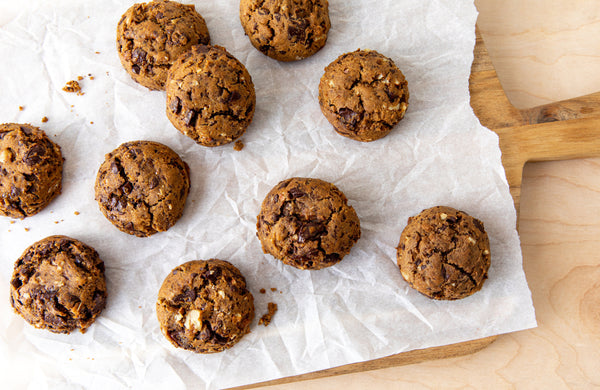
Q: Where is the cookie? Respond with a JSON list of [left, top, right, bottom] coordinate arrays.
[[256, 177, 361, 270], [318, 49, 409, 142], [94, 140, 190, 237], [239, 0, 331, 61], [10, 235, 107, 334], [0, 123, 63, 219], [396, 206, 491, 300], [116, 0, 210, 90], [156, 259, 255, 353], [166, 44, 256, 147]]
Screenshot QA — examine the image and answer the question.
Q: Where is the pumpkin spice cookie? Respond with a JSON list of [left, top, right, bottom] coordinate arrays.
[[256, 177, 361, 270], [94, 141, 190, 237], [166, 44, 256, 147], [239, 0, 331, 61], [396, 206, 491, 300], [0, 123, 63, 219], [10, 235, 107, 334], [156, 259, 255, 353], [318, 49, 409, 142], [116, 0, 210, 90]]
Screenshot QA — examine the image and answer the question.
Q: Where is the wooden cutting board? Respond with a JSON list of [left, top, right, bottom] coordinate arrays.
[[234, 30, 600, 389]]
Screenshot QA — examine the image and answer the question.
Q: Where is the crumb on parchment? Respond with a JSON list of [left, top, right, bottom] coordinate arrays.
[[233, 140, 244, 151], [258, 302, 278, 326], [63, 80, 83, 95]]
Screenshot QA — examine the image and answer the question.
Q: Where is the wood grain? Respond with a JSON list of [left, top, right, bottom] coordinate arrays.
[[242, 1, 600, 388]]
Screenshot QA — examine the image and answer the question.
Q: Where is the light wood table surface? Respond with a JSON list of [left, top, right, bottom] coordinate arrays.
[[254, 1, 600, 388]]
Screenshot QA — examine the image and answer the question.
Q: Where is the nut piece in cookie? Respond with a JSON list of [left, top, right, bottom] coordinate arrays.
[[156, 259, 255, 353], [10, 235, 107, 334], [318, 49, 409, 142], [0, 123, 63, 219], [94, 140, 190, 237], [396, 206, 491, 300], [256, 177, 361, 270], [239, 0, 331, 61], [116, 0, 211, 90], [166, 44, 256, 147]]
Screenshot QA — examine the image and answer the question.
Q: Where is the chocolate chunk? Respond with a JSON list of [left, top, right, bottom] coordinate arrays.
[[121, 182, 133, 194], [338, 108, 360, 127], [148, 176, 160, 189], [169, 96, 182, 114], [288, 187, 305, 199], [184, 110, 198, 127]]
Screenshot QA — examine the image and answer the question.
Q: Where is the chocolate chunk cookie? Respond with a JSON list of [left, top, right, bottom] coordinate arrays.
[[166, 44, 256, 147], [396, 206, 491, 300], [0, 123, 63, 219], [318, 49, 409, 142], [10, 235, 107, 334], [156, 259, 255, 353], [239, 0, 331, 61], [94, 141, 190, 237], [116, 0, 210, 90], [256, 177, 361, 270]]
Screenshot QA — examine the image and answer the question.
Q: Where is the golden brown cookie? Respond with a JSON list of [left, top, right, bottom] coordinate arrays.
[[116, 0, 211, 90], [165, 44, 256, 147], [94, 140, 190, 237], [256, 177, 361, 270], [0, 123, 63, 219], [318, 49, 409, 142], [10, 235, 107, 334], [396, 206, 491, 300], [156, 259, 255, 353], [239, 0, 331, 61]]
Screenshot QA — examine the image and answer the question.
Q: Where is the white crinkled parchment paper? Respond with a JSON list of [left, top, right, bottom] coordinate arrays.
[[0, 0, 536, 388]]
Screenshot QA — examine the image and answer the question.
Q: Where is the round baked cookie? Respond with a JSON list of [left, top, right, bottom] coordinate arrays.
[[256, 177, 361, 270], [239, 0, 331, 61], [166, 44, 256, 147], [94, 140, 190, 237], [318, 49, 409, 142], [10, 235, 107, 334], [396, 206, 491, 300], [116, 0, 210, 90], [0, 123, 63, 219], [156, 259, 255, 353]]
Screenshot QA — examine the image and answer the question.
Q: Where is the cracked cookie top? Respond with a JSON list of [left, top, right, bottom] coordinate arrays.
[[318, 49, 409, 142], [396, 206, 491, 300], [256, 177, 361, 270], [94, 140, 190, 237], [165, 44, 256, 147], [0, 123, 63, 219], [116, 0, 210, 91], [156, 259, 255, 353], [10, 235, 107, 334], [239, 0, 331, 61]]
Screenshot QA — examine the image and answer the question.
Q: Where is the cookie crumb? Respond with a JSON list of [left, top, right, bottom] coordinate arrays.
[[90, 121, 94, 125], [233, 140, 244, 151], [258, 302, 278, 326], [270, 287, 277, 292], [24, 228, 30, 232], [10, 221, 15, 224], [95, 51, 100, 54], [41, 116, 48, 123], [259, 288, 266, 294], [77, 76, 84, 81], [18, 106, 24, 111], [74, 211, 80, 215], [63, 80, 81, 93], [54, 221, 59, 224]]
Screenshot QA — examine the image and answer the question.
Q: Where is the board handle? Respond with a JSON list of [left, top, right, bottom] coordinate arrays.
[[495, 116, 600, 210]]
